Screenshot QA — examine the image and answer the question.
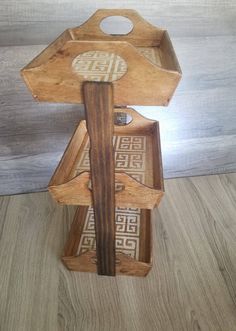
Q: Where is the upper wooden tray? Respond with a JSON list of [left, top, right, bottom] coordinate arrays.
[[21, 9, 181, 106]]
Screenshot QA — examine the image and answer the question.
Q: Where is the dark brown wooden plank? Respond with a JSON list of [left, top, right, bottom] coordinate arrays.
[[83, 81, 115, 276], [152, 121, 164, 192]]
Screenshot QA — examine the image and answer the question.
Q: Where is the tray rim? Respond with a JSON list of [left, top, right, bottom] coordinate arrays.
[[21, 9, 181, 106]]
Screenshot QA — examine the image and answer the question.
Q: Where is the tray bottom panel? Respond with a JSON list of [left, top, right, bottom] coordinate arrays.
[[62, 206, 152, 277], [70, 47, 161, 82], [137, 46, 162, 66], [74, 133, 154, 188]]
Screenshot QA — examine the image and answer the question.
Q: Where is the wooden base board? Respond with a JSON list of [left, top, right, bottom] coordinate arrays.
[[62, 206, 152, 277]]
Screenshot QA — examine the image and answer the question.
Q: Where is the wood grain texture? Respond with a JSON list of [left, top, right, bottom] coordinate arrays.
[[0, 1, 236, 46], [62, 207, 152, 277], [21, 15, 181, 106], [70, 9, 164, 46], [48, 108, 164, 209], [1, 1, 236, 195], [83, 82, 116, 276], [1, 173, 236, 330], [1, 35, 236, 194]]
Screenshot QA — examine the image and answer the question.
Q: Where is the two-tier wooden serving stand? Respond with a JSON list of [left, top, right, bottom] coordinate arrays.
[[21, 9, 181, 277]]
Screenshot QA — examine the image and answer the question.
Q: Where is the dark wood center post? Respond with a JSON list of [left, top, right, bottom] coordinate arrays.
[[83, 81, 116, 276]]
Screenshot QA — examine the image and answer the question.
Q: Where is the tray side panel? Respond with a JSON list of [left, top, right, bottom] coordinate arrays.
[[49, 121, 87, 186], [159, 31, 182, 73], [71, 9, 164, 47], [21, 41, 181, 106]]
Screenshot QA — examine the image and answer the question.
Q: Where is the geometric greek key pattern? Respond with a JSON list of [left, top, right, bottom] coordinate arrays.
[[72, 51, 127, 82], [76, 135, 146, 184], [115, 153, 145, 171], [137, 47, 162, 67], [114, 136, 146, 151], [77, 207, 141, 259], [72, 48, 160, 83]]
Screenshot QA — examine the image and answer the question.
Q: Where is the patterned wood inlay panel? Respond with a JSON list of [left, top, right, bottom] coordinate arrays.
[[137, 47, 162, 67], [71, 48, 161, 83], [72, 51, 128, 82], [77, 207, 141, 259], [115, 136, 146, 152], [76, 135, 146, 184]]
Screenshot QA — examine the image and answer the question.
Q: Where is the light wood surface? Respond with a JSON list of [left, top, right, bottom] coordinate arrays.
[[1, 173, 236, 330], [21, 9, 181, 106], [1, 37, 236, 195], [62, 207, 152, 277], [1, 2, 236, 195], [83, 82, 116, 276], [49, 108, 164, 209], [70, 9, 164, 46], [21, 39, 180, 105]]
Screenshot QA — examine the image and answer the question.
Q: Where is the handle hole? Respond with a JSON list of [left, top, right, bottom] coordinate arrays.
[[100, 16, 133, 35]]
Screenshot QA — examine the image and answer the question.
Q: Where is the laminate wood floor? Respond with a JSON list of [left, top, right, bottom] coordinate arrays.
[[0, 173, 236, 331]]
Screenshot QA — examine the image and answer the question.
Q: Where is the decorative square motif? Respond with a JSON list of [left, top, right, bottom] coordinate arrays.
[[72, 51, 127, 82], [137, 47, 162, 67], [115, 152, 145, 171], [76, 135, 146, 186], [77, 207, 141, 259], [77, 150, 90, 170], [72, 48, 160, 83], [115, 136, 146, 152]]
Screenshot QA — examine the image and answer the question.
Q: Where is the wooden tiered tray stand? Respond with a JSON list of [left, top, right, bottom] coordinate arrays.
[[21, 9, 181, 277]]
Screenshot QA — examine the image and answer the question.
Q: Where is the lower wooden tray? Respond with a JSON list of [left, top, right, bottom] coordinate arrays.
[[49, 107, 164, 209], [62, 206, 152, 277]]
